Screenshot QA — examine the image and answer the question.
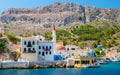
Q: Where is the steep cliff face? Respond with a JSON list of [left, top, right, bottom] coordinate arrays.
[[84, 6, 120, 23], [0, 2, 120, 27]]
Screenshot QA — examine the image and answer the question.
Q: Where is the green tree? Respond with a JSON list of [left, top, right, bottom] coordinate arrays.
[[0, 40, 7, 52], [94, 48, 105, 59], [101, 40, 107, 48], [92, 42, 97, 48]]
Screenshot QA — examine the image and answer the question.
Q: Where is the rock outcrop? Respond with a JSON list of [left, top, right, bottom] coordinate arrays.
[[0, 2, 120, 27]]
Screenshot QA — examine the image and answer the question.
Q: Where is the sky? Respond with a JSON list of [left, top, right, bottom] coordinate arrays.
[[0, 0, 120, 14]]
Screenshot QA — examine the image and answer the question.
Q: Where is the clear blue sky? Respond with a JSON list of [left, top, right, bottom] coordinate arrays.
[[0, 0, 120, 14]]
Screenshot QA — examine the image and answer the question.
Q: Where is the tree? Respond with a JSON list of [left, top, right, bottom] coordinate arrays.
[[101, 41, 107, 48], [92, 42, 97, 48], [0, 40, 7, 52], [94, 48, 105, 59]]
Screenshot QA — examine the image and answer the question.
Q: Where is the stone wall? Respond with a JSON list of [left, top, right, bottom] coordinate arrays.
[[1, 61, 29, 68]]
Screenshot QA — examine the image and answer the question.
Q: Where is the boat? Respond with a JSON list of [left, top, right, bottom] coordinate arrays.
[[99, 60, 108, 64], [89, 62, 100, 68]]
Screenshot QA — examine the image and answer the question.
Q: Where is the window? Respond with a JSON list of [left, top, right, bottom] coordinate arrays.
[[24, 41, 26, 45], [33, 48, 35, 50], [46, 46, 48, 50], [67, 48, 69, 51], [87, 61, 90, 64], [39, 46, 41, 49], [39, 52, 41, 55], [81, 60, 89, 64], [49, 51, 51, 54], [81, 61, 84, 64], [42, 46, 44, 50], [75, 61, 80, 64], [49, 46, 51, 49], [33, 41, 35, 45], [42, 52, 45, 56], [27, 41, 32, 47], [28, 48, 31, 52], [71, 48, 75, 50], [24, 48, 26, 52], [92, 60, 94, 63], [46, 51, 48, 55]]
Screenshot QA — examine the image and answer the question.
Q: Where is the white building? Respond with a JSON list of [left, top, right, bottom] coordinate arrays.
[[52, 24, 56, 54], [52, 24, 56, 43], [37, 25, 56, 62], [65, 45, 79, 51], [21, 24, 57, 62], [38, 41, 55, 61], [21, 37, 38, 62], [35, 35, 45, 41]]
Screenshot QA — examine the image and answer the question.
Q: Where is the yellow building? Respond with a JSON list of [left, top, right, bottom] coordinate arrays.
[[74, 57, 94, 68]]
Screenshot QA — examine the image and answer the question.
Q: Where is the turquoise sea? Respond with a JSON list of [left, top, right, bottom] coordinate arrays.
[[0, 62, 120, 75]]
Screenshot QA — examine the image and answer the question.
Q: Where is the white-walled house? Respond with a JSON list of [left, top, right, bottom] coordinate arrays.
[[65, 45, 79, 51], [35, 35, 45, 41], [21, 37, 38, 62], [21, 38, 56, 62], [21, 24, 57, 62], [38, 41, 55, 61]]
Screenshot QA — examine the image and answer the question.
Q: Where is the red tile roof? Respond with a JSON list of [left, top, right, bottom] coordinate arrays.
[[56, 42, 65, 50]]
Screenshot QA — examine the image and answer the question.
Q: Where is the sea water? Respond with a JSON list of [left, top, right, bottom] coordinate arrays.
[[0, 62, 120, 75]]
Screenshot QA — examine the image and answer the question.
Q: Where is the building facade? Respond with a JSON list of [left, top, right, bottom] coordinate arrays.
[[38, 41, 55, 61], [21, 24, 57, 62], [74, 57, 94, 68], [21, 38, 38, 62], [65, 45, 78, 51]]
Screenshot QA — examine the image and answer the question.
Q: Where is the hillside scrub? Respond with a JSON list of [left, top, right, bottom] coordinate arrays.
[[5, 34, 21, 44], [44, 21, 120, 48], [0, 39, 7, 52]]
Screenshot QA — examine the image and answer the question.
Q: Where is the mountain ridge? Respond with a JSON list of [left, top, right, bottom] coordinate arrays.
[[0, 2, 120, 28]]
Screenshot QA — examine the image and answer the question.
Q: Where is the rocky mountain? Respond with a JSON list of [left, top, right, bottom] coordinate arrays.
[[0, 2, 120, 28]]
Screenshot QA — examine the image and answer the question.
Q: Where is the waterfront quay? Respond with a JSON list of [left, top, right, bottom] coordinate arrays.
[[0, 62, 120, 75]]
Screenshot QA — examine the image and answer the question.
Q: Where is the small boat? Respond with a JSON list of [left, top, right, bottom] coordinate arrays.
[[110, 59, 118, 62], [99, 60, 108, 64], [89, 62, 100, 68]]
